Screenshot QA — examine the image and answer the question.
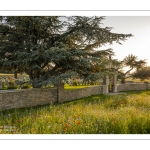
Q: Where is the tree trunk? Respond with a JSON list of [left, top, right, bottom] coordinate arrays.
[[14, 71, 18, 79], [121, 78, 126, 84], [32, 80, 40, 88], [28, 70, 33, 80], [27, 69, 41, 88], [34, 69, 40, 79]]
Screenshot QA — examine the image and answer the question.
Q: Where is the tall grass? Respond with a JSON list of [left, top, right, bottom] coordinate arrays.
[[1, 90, 150, 134]]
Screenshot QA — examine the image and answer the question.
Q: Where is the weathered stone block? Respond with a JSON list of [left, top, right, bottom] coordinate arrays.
[[0, 81, 4, 89]]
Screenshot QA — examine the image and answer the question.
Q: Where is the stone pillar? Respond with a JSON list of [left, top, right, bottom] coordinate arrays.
[[103, 76, 109, 94], [54, 83, 64, 103], [0, 81, 3, 90], [145, 82, 149, 90], [112, 70, 118, 93]]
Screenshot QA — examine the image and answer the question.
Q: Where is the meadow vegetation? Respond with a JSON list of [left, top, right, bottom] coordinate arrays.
[[0, 90, 150, 134]]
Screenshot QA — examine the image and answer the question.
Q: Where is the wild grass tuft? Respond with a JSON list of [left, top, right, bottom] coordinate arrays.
[[1, 90, 150, 134]]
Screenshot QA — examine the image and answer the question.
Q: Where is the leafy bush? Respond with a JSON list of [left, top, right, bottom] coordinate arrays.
[[7, 82, 17, 89], [21, 83, 33, 89]]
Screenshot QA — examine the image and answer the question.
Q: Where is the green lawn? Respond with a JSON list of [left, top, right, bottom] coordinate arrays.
[[0, 74, 13, 76], [126, 78, 150, 83], [0, 73, 28, 78], [1, 90, 150, 134], [64, 84, 97, 90]]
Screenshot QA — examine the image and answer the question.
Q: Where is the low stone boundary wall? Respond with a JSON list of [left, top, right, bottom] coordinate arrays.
[[117, 83, 150, 92], [58, 85, 104, 103], [0, 88, 57, 111], [0, 85, 106, 111], [1, 82, 150, 111]]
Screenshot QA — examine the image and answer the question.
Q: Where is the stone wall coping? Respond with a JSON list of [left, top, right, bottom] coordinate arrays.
[[0, 88, 57, 93], [117, 83, 149, 85]]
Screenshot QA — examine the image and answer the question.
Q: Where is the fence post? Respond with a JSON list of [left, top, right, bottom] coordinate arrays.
[[102, 85, 107, 94], [146, 82, 149, 90], [102, 76, 109, 94], [54, 83, 64, 103]]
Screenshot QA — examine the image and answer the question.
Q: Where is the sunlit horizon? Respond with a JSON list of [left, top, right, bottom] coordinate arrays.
[[101, 16, 150, 66]]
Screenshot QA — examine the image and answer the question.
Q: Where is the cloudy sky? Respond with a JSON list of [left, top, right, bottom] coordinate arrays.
[[100, 16, 150, 65]]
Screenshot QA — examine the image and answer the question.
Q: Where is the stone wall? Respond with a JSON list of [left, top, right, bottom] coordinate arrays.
[[0, 85, 106, 110], [1, 82, 150, 111], [0, 85, 106, 111], [117, 83, 150, 92], [58, 85, 104, 103], [0, 88, 57, 111]]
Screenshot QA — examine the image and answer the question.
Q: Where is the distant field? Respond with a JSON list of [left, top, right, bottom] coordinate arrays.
[[0, 74, 14, 76], [64, 84, 97, 90], [0, 73, 28, 77], [1, 74, 149, 82], [126, 78, 150, 83]]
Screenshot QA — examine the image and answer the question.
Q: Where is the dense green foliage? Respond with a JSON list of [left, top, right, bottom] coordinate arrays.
[[1, 90, 150, 134], [117, 54, 147, 83], [132, 66, 150, 81], [0, 16, 132, 87]]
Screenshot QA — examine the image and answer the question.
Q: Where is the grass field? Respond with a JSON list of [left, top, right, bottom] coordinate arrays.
[[64, 84, 97, 90], [0, 73, 28, 77], [0, 74, 14, 77], [1, 90, 150, 134], [126, 78, 150, 83]]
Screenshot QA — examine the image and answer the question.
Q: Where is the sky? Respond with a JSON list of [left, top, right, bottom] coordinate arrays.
[[100, 16, 150, 65]]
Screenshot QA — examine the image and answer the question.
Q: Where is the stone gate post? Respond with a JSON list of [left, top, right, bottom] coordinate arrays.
[[103, 75, 109, 94], [112, 70, 118, 93], [54, 83, 64, 103]]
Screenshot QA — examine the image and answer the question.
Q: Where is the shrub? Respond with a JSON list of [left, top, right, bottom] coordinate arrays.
[[21, 83, 33, 89], [7, 81, 17, 89]]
